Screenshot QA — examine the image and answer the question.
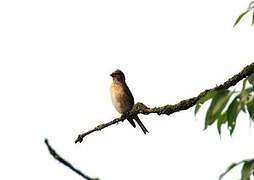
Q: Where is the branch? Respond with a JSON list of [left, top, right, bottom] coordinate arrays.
[[45, 139, 99, 180], [75, 62, 254, 143]]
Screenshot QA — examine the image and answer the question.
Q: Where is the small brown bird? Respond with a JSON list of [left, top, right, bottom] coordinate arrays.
[[110, 69, 148, 134]]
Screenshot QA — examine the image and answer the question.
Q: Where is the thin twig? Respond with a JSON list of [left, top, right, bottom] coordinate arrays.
[[45, 139, 100, 180], [75, 62, 254, 143]]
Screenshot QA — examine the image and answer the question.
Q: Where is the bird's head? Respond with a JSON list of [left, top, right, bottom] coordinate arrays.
[[110, 69, 125, 82]]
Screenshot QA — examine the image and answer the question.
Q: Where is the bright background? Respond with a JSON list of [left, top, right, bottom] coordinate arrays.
[[0, 0, 254, 179]]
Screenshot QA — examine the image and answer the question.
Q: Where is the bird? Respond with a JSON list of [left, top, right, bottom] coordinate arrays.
[[110, 69, 149, 134]]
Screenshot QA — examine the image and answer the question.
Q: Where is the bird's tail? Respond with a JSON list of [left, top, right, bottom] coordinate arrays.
[[133, 115, 149, 134], [127, 118, 136, 128]]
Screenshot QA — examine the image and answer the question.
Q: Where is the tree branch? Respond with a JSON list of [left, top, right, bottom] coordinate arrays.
[[45, 139, 99, 180], [75, 62, 254, 143]]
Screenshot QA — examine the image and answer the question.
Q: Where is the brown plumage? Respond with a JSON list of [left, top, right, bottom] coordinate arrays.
[[110, 69, 149, 134]]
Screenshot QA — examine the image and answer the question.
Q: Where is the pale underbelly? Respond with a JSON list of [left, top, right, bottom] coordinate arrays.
[[111, 92, 132, 114]]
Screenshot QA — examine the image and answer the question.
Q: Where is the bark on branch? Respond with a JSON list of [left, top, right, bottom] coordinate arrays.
[[75, 62, 254, 143], [45, 139, 99, 180]]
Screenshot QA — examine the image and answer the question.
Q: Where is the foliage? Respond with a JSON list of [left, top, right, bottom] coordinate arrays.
[[195, 74, 254, 179], [195, 74, 254, 136], [230, 2, 254, 178], [234, 1, 254, 26], [219, 158, 254, 180]]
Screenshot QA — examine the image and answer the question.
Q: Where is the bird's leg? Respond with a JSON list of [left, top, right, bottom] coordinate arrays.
[[121, 112, 128, 120]]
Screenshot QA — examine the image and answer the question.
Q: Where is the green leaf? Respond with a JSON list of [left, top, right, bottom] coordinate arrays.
[[227, 97, 241, 135], [240, 93, 248, 113], [240, 79, 249, 113], [242, 79, 247, 91], [244, 86, 254, 94], [217, 112, 227, 135], [205, 90, 233, 129], [241, 160, 254, 180], [247, 100, 254, 120], [195, 90, 216, 115], [234, 10, 250, 27], [252, 10, 254, 26], [248, 74, 254, 85], [194, 104, 201, 115]]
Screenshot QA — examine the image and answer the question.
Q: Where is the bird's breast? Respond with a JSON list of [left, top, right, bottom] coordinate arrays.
[[110, 83, 132, 114]]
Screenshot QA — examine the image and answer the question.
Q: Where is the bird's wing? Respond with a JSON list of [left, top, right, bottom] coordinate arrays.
[[122, 82, 134, 106]]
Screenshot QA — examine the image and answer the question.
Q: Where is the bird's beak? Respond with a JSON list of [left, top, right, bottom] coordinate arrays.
[[110, 73, 114, 77]]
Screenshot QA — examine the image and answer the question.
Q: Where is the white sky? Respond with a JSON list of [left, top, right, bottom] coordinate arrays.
[[1, 0, 254, 180]]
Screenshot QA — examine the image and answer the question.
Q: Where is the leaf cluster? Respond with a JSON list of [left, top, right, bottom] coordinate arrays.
[[195, 74, 254, 136]]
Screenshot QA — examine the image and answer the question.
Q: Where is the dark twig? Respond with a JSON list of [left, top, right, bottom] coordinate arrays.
[[44, 139, 99, 180], [75, 62, 254, 143]]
